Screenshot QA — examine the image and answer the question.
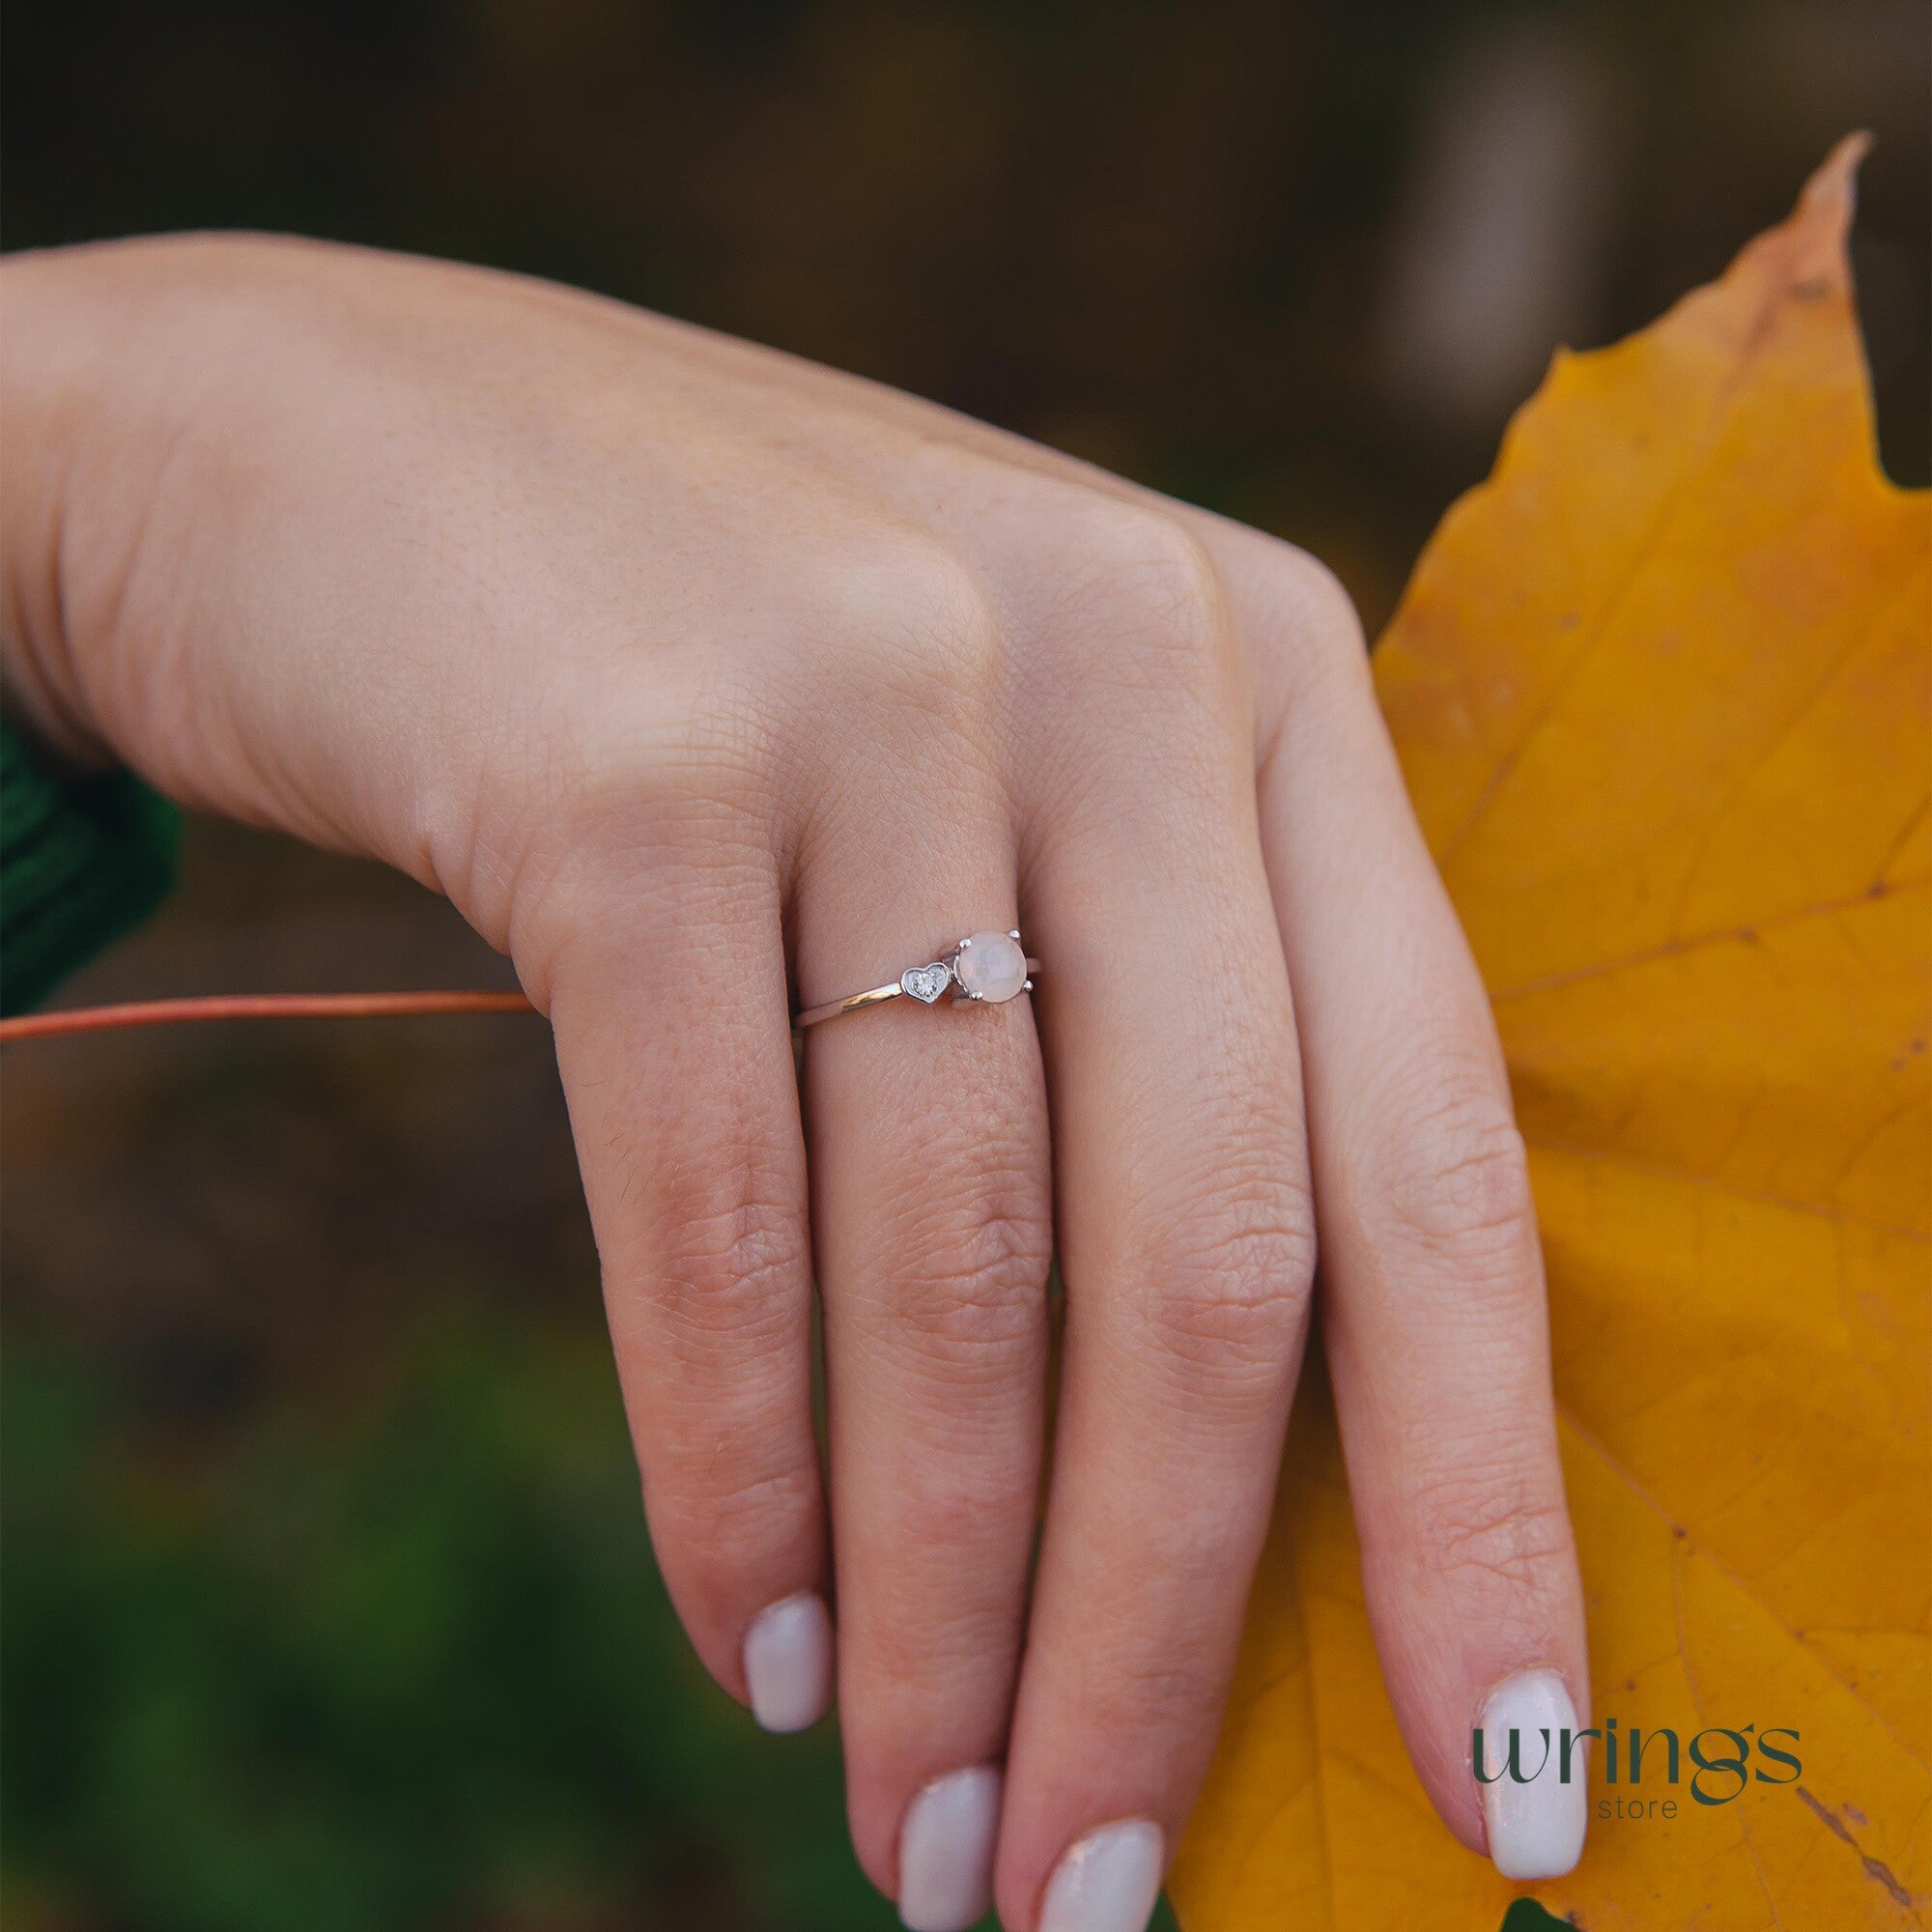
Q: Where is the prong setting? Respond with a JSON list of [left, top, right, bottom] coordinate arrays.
[[951, 930, 1030, 1004]]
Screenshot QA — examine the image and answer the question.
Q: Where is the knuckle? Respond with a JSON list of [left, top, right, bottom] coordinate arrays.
[[1249, 537, 1367, 665], [653, 1456, 819, 1605], [1222, 530, 1372, 759], [887, 1443, 1035, 1564], [1287, 548, 1367, 659], [1049, 495, 1234, 685], [1143, 1168, 1317, 1374], [829, 531, 1008, 718], [1092, 1646, 1213, 1736], [889, 1465, 1024, 1559], [863, 1567, 1023, 1693], [884, 1175, 1055, 1366], [1203, 518, 1364, 661], [521, 701, 783, 954], [560, 667, 781, 829], [1366, 1086, 1538, 1264], [645, 1171, 810, 1344], [1047, 1583, 1240, 1735], [1410, 1472, 1577, 1597], [1103, 505, 1224, 632]]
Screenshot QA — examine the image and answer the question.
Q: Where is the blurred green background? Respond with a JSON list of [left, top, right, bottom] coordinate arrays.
[[2, 3, 1925, 1928]]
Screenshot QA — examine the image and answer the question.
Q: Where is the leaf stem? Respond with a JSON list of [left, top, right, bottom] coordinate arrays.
[[0, 990, 538, 1043]]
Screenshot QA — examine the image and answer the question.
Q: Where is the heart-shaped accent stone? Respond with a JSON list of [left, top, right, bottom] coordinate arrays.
[[900, 962, 953, 1004]]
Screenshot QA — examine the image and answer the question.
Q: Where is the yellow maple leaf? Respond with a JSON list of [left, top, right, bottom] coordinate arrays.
[[1170, 137, 1930, 1932]]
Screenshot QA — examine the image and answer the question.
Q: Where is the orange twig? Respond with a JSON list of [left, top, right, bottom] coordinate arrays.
[[0, 990, 539, 1043]]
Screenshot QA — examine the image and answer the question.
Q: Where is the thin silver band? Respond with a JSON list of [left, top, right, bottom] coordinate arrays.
[[796, 930, 1039, 1029]]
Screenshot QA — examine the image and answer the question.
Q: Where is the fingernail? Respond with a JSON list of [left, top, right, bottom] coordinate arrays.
[[1037, 1818, 1165, 1932], [742, 1592, 833, 1733], [897, 1765, 1002, 1932], [1477, 1669, 1589, 1880]]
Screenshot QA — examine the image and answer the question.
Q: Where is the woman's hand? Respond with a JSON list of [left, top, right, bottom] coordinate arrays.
[[0, 235, 1588, 1929]]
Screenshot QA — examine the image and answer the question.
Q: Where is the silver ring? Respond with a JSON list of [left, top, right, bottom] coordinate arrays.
[[795, 930, 1038, 1029]]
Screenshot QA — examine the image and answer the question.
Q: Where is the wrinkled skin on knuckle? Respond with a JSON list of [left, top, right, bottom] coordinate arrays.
[[1098, 508, 1227, 664], [1359, 1078, 1540, 1277], [1401, 1466, 1579, 1605], [867, 1451, 1037, 1594], [1137, 1164, 1317, 1384], [1035, 1567, 1253, 1773], [1088, 1642, 1226, 1742], [840, 1462, 1037, 1718], [631, 1169, 811, 1349], [856, 1577, 1026, 1718], [875, 1164, 1055, 1377]]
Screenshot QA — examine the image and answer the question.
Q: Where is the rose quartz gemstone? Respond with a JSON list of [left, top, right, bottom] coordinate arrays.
[[954, 931, 1028, 1003]]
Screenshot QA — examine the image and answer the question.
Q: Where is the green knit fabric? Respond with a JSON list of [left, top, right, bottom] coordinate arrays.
[[0, 719, 179, 1016]]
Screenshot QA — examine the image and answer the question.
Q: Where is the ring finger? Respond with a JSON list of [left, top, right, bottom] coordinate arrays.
[[798, 753, 1053, 1932]]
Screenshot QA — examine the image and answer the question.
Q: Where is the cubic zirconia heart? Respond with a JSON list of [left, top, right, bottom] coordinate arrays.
[[900, 963, 953, 1004]]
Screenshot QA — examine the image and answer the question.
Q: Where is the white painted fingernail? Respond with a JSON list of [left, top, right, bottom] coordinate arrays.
[[897, 1764, 1002, 1932], [742, 1592, 834, 1733], [1037, 1818, 1165, 1932], [1477, 1669, 1589, 1879]]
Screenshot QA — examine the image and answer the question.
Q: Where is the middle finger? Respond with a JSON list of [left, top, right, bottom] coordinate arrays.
[[996, 510, 1316, 1932]]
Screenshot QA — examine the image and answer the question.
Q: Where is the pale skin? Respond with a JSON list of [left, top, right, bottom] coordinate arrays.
[[0, 235, 1589, 1926]]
